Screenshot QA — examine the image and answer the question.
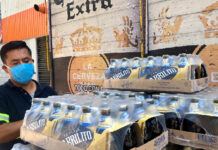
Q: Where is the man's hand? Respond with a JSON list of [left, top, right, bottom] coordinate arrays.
[[0, 120, 23, 144]]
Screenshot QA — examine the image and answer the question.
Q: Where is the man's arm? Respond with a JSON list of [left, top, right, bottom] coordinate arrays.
[[0, 120, 23, 144]]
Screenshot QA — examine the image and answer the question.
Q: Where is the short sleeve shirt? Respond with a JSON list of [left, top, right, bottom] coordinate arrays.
[[0, 80, 57, 150]]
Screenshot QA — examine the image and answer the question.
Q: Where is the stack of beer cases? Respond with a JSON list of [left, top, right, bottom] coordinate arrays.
[[21, 91, 168, 150], [154, 88, 218, 150], [20, 54, 214, 150], [103, 54, 218, 150], [103, 54, 209, 93]]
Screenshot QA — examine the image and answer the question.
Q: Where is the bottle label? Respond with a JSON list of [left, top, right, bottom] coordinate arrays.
[[105, 68, 132, 79], [120, 112, 129, 120], [135, 108, 144, 119], [60, 126, 94, 148], [140, 67, 178, 80]]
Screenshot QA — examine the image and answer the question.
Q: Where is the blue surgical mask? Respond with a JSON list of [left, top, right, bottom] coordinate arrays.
[[6, 63, 35, 84]]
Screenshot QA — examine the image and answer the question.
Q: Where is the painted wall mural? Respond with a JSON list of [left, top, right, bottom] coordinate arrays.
[[53, 30, 64, 56], [67, 55, 109, 93], [153, 7, 183, 45], [114, 16, 138, 48], [70, 23, 103, 52], [198, 1, 218, 38], [51, 0, 143, 93], [52, 0, 141, 58], [53, 53, 140, 94], [149, 0, 218, 87]]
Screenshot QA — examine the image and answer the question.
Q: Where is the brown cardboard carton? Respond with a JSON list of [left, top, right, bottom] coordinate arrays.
[[20, 126, 168, 150], [103, 77, 209, 93], [168, 129, 218, 150]]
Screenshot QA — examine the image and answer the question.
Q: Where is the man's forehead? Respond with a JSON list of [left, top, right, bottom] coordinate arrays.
[[10, 57, 31, 61], [6, 48, 31, 57], [5, 48, 31, 63]]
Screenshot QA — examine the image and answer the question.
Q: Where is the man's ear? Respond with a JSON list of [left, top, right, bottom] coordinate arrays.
[[2, 65, 9, 74], [32, 59, 34, 63]]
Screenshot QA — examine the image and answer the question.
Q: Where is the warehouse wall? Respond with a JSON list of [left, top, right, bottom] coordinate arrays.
[[148, 0, 218, 86], [51, 0, 143, 94]]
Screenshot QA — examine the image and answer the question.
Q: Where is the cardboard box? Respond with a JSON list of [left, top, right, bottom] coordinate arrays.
[[20, 126, 168, 150], [21, 127, 81, 150], [103, 77, 209, 93], [168, 129, 218, 150], [131, 131, 168, 150]]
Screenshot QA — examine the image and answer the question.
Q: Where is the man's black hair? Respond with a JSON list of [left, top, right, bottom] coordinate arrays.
[[0, 41, 32, 64]]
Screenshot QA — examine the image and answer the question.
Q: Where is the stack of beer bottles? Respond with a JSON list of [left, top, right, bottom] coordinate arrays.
[[103, 54, 218, 150], [21, 90, 168, 150], [103, 54, 208, 93]]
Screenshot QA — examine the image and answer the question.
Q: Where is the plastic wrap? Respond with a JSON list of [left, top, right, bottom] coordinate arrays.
[[21, 90, 168, 150], [156, 87, 218, 149], [105, 54, 207, 80]]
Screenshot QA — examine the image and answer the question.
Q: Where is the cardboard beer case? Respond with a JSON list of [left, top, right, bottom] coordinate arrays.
[[104, 54, 209, 93], [168, 112, 218, 150], [103, 64, 209, 93], [103, 77, 209, 93], [20, 114, 168, 150]]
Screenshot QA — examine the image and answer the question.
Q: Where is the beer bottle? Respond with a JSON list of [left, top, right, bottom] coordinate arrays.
[[24, 99, 41, 127], [214, 99, 218, 114], [80, 106, 98, 131], [42, 102, 64, 136], [96, 108, 113, 134], [146, 56, 155, 68], [162, 55, 170, 68], [121, 58, 130, 69], [131, 57, 141, 69], [162, 96, 181, 129], [178, 53, 188, 68], [144, 117, 163, 143], [56, 105, 80, 140], [133, 101, 144, 120], [121, 105, 137, 150], [182, 98, 206, 134]]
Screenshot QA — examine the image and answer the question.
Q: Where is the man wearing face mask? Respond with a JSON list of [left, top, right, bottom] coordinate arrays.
[[0, 41, 57, 150]]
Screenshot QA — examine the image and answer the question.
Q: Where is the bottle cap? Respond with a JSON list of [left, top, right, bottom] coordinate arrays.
[[67, 105, 75, 110], [101, 108, 111, 116], [171, 96, 179, 101], [135, 101, 143, 108], [147, 56, 154, 60], [138, 92, 145, 95], [82, 106, 91, 113], [152, 95, 160, 100], [53, 103, 61, 107], [93, 91, 100, 95], [42, 101, 50, 105], [146, 98, 155, 104], [32, 99, 41, 103], [119, 105, 128, 111], [179, 53, 187, 57], [129, 93, 136, 98], [104, 92, 110, 96], [162, 55, 169, 59], [191, 98, 199, 103]]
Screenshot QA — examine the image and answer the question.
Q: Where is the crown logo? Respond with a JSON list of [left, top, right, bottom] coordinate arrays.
[[199, 2, 218, 38], [70, 23, 103, 52]]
